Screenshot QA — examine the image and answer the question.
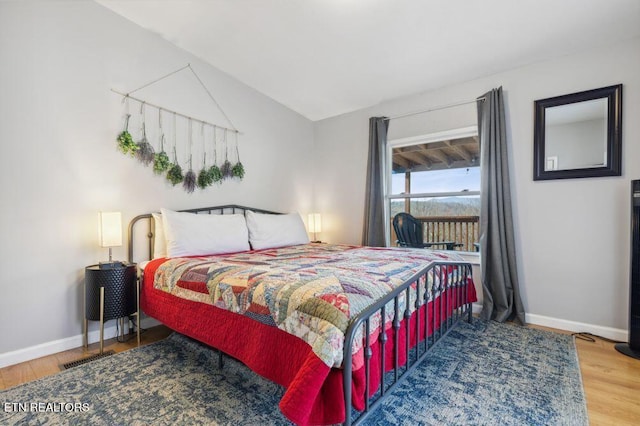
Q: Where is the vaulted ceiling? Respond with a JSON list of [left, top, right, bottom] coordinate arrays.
[[98, 0, 640, 121]]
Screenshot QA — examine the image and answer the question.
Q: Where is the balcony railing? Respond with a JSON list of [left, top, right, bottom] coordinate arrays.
[[391, 215, 480, 252]]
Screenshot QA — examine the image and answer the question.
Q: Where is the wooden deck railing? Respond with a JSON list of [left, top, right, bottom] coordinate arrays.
[[391, 215, 480, 252]]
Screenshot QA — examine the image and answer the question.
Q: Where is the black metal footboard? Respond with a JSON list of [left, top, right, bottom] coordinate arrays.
[[342, 261, 473, 426]]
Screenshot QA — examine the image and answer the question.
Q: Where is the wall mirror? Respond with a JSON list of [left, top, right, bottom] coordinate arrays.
[[533, 84, 622, 181]]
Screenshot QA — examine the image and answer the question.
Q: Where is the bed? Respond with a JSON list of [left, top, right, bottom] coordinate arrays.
[[128, 205, 476, 425]]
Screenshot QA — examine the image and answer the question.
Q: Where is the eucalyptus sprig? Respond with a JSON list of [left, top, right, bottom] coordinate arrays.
[[209, 164, 223, 184], [166, 142, 183, 186], [153, 151, 171, 174], [231, 162, 245, 179], [117, 130, 138, 156], [117, 114, 138, 156], [197, 168, 214, 189], [154, 117, 170, 174], [166, 163, 184, 186]]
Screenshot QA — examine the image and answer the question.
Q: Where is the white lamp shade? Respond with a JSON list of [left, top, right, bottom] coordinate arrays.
[[99, 211, 122, 248], [308, 213, 322, 233]]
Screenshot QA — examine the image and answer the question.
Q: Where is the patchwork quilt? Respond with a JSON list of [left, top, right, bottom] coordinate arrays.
[[151, 243, 466, 368]]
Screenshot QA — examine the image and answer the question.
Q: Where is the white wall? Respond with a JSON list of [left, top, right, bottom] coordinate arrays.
[[0, 1, 314, 357], [314, 37, 640, 335]]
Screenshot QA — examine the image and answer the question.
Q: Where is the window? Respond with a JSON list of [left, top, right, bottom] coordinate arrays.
[[386, 127, 480, 251]]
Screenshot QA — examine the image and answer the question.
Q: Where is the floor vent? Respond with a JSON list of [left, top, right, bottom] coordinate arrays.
[[62, 350, 116, 369]]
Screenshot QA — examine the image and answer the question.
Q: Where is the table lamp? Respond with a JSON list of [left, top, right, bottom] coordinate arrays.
[[308, 213, 322, 243], [99, 211, 123, 268]]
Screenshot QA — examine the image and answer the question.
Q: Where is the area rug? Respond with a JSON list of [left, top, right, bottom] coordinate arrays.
[[0, 320, 587, 425]]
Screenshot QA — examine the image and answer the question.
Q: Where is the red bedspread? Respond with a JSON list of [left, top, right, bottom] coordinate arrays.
[[141, 245, 476, 425]]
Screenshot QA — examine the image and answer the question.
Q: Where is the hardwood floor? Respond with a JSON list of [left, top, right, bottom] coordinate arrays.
[[1, 324, 639, 425], [0, 326, 172, 390], [574, 337, 640, 425]]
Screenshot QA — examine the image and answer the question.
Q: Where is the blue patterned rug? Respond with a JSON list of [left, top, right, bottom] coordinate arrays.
[[0, 320, 587, 425]]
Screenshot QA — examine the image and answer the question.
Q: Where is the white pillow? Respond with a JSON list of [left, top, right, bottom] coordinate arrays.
[[160, 208, 250, 257], [151, 212, 167, 259], [245, 210, 309, 250]]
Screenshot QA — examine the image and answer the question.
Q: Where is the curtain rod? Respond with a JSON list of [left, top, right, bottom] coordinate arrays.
[[384, 97, 486, 122]]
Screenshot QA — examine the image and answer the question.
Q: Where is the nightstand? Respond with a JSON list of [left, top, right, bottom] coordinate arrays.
[[83, 263, 139, 353]]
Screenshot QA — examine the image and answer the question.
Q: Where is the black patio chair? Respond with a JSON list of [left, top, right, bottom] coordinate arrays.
[[392, 212, 429, 248], [393, 213, 462, 250]]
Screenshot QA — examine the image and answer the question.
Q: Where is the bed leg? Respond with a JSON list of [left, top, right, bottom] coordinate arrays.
[[218, 350, 224, 369]]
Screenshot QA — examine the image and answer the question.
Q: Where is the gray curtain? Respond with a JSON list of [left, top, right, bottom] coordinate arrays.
[[477, 88, 526, 324], [362, 117, 389, 247]]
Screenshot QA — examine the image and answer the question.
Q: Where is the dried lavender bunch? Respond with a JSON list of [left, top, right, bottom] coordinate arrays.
[[221, 160, 233, 179], [136, 139, 155, 166], [136, 107, 154, 166], [183, 169, 196, 193]]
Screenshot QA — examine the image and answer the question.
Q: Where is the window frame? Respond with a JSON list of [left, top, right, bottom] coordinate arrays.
[[385, 126, 480, 247]]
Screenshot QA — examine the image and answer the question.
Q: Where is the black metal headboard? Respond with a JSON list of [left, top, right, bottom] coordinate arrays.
[[127, 205, 280, 263]]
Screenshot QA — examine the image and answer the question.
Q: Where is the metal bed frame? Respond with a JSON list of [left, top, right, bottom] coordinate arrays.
[[128, 205, 473, 426]]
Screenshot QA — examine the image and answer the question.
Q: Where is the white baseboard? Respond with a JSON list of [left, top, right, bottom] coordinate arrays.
[[470, 304, 627, 341], [525, 313, 628, 342], [0, 317, 161, 369]]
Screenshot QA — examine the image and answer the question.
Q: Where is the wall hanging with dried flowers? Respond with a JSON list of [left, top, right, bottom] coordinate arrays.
[[112, 64, 245, 193]]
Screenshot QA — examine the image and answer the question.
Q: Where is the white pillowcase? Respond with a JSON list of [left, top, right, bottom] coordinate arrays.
[[151, 212, 167, 259], [160, 208, 250, 257], [246, 210, 309, 250]]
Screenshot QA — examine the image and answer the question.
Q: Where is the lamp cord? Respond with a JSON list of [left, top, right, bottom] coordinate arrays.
[[571, 332, 623, 344]]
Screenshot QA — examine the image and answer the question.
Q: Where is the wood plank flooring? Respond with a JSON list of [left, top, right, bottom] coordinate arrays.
[[0, 326, 172, 389], [576, 339, 640, 425], [1, 324, 639, 425]]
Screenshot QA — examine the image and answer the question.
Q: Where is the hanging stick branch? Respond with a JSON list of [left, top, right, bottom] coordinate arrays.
[[112, 90, 240, 136]]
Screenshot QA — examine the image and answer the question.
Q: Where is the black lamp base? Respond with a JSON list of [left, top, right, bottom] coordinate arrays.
[[614, 343, 640, 360]]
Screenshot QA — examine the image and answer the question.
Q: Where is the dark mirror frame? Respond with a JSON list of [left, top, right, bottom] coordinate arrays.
[[533, 84, 622, 181]]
